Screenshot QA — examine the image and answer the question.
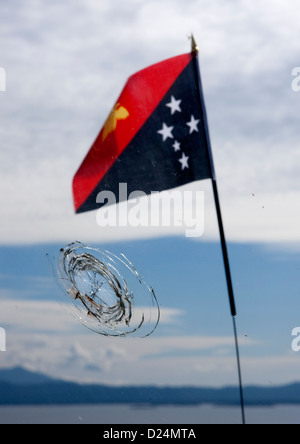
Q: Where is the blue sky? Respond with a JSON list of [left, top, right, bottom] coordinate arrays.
[[0, 238, 300, 388], [0, 0, 300, 396]]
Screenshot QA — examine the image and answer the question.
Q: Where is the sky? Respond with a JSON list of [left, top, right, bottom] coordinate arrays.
[[0, 0, 300, 245], [0, 0, 300, 416]]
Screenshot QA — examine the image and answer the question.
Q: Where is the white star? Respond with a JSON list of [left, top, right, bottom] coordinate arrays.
[[166, 96, 182, 115], [173, 141, 181, 152], [187, 115, 200, 134], [179, 152, 189, 170], [157, 123, 174, 141]]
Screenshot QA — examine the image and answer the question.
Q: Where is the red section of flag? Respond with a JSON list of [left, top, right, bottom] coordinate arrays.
[[73, 53, 193, 212]]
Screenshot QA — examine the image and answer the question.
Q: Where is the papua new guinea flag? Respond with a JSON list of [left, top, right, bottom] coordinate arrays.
[[73, 52, 212, 214]]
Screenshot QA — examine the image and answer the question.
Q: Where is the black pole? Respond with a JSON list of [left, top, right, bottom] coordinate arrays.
[[233, 316, 246, 425], [211, 179, 236, 316], [191, 35, 245, 424]]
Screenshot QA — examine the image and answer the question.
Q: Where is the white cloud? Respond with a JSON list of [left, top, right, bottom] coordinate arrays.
[[1, 297, 299, 387], [0, 298, 255, 386], [0, 0, 300, 245]]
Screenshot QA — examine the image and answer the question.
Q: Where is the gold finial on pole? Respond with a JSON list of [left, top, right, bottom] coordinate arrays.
[[190, 34, 199, 54]]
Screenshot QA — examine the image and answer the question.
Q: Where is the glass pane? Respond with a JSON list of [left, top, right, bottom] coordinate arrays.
[[1, 0, 300, 426]]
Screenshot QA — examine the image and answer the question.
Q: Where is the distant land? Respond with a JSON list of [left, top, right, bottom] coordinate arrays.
[[1, 367, 300, 406]]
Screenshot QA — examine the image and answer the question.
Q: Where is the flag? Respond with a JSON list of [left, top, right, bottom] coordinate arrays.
[[71, 46, 245, 419], [73, 52, 212, 214]]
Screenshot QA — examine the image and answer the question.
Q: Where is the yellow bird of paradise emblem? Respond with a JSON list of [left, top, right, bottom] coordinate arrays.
[[101, 103, 130, 141]]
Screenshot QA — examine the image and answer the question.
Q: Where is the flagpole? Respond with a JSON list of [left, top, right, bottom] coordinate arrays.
[[191, 35, 246, 425]]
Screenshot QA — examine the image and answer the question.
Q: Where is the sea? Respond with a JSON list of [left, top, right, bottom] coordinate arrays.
[[0, 404, 299, 424]]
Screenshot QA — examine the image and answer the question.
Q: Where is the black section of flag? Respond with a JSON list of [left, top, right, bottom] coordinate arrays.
[[77, 59, 211, 213]]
